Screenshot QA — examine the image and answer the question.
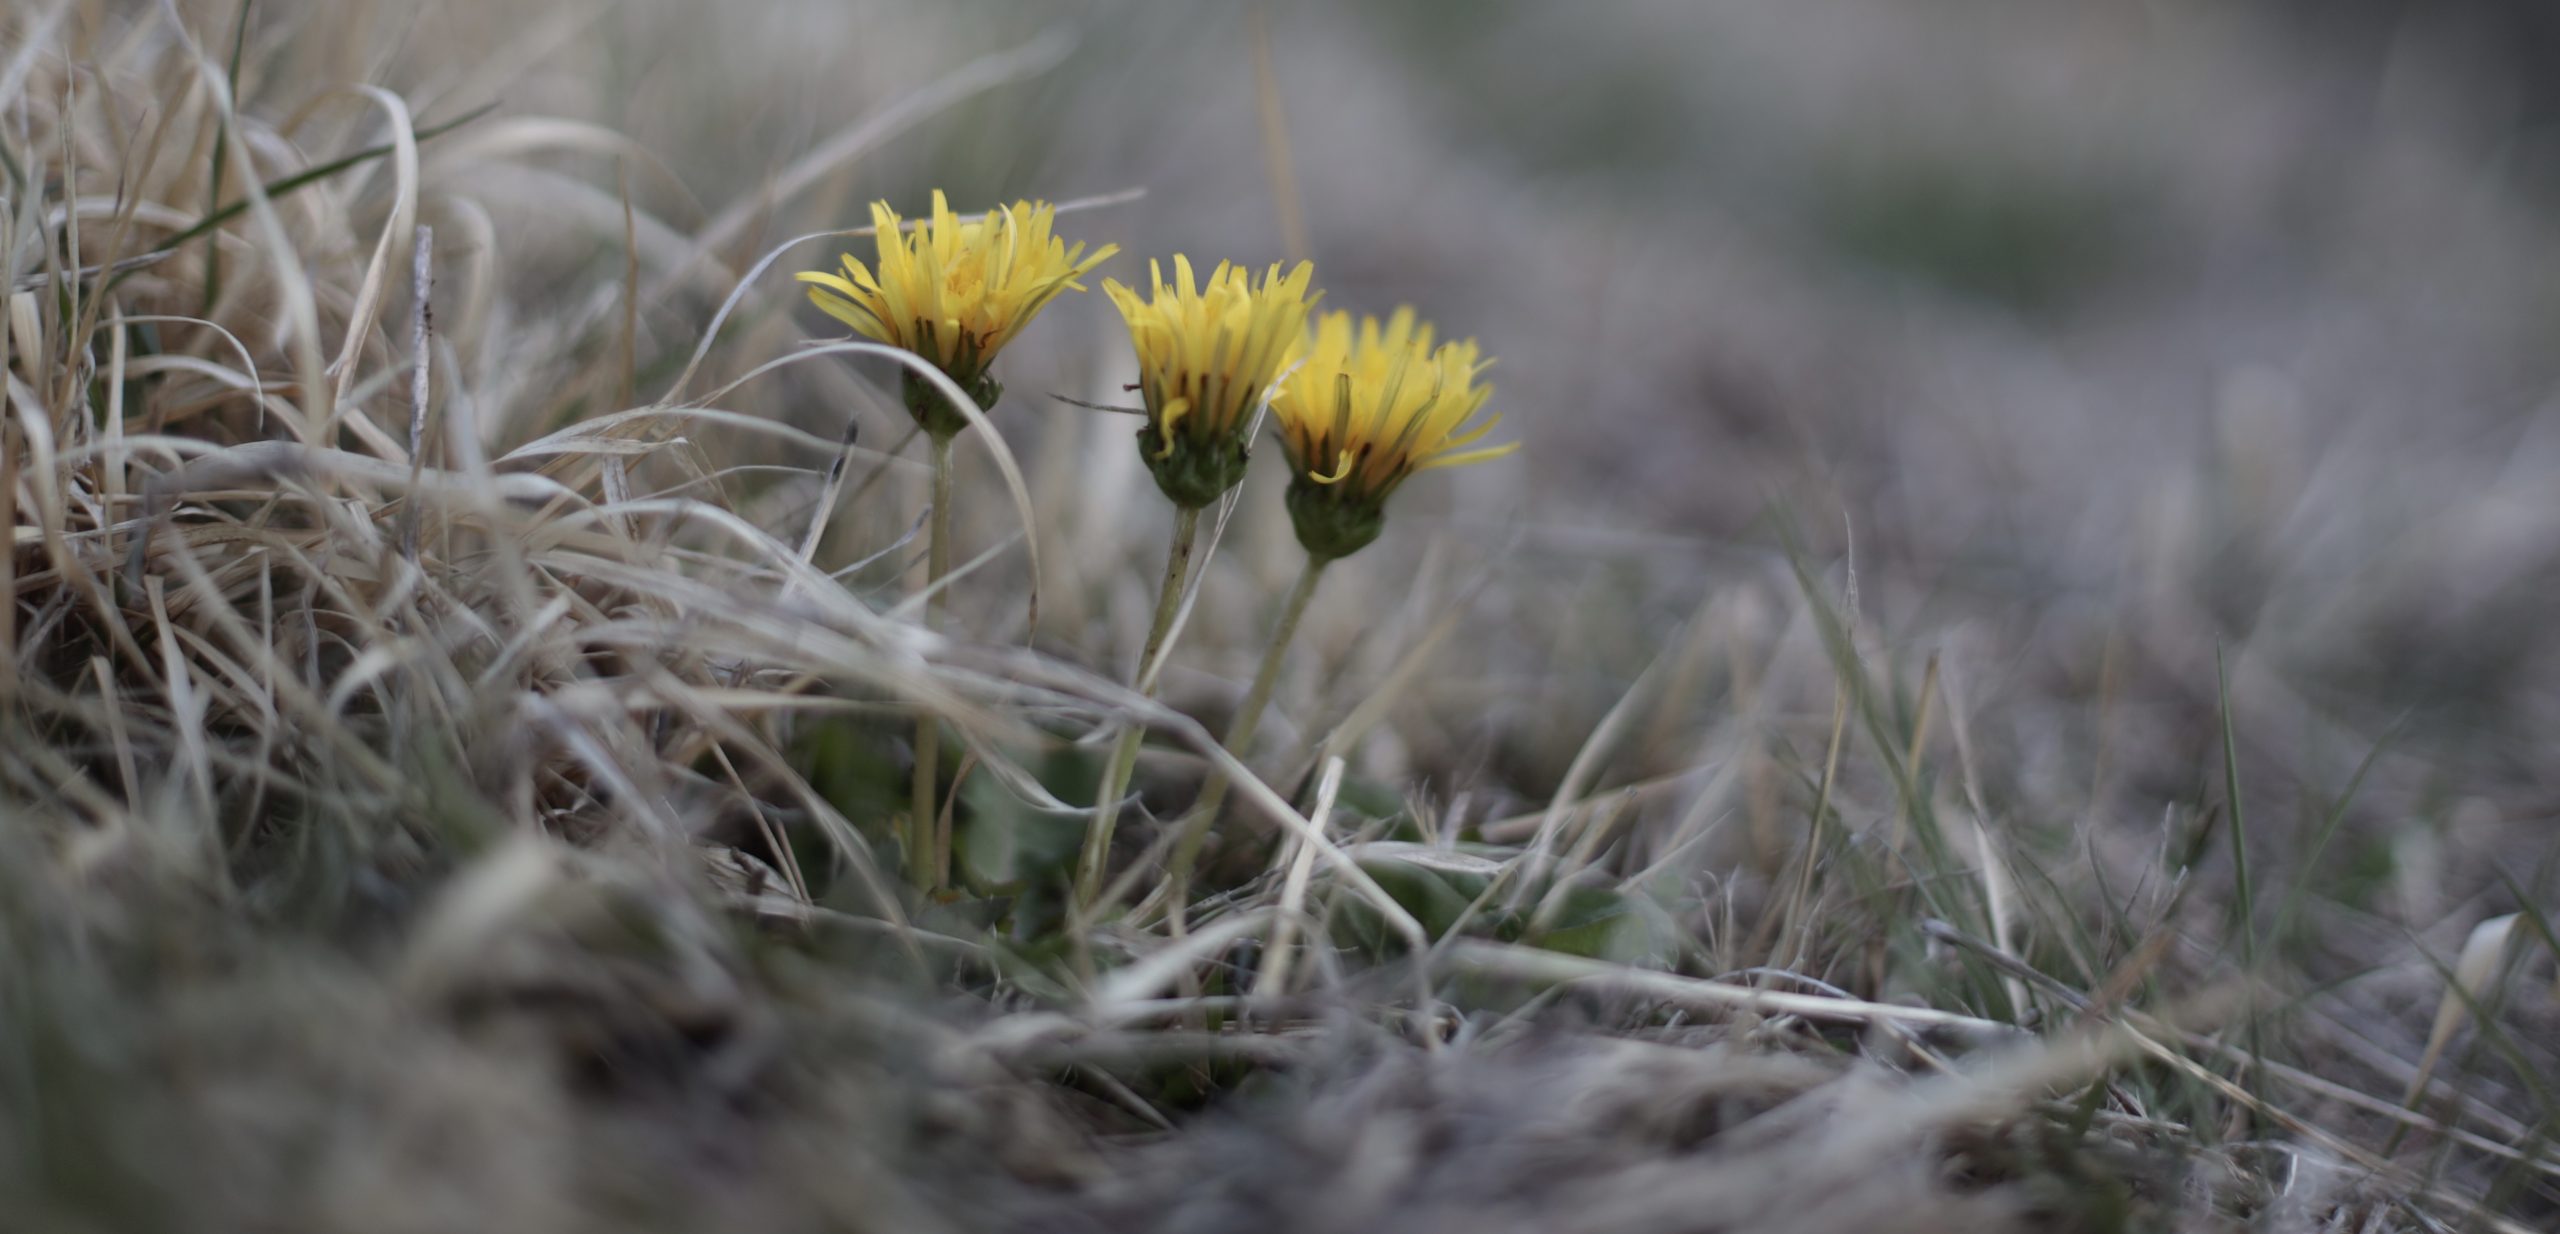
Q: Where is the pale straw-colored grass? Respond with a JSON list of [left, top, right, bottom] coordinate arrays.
[[1, 3, 2552, 1232]]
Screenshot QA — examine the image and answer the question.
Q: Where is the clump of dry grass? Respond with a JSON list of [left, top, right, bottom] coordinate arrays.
[[1, 3, 2553, 1232]]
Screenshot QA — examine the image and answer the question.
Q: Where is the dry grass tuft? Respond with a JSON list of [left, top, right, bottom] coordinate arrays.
[[0, 3, 2552, 1232]]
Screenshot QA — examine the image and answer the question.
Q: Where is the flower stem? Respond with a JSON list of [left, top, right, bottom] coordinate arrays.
[[911, 429, 957, 892], [1073, 505, 1203, 909], [1164, 551, 1329, 921]]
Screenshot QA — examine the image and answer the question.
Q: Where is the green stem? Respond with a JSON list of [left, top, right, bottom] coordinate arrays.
[[1165, 552, 1329, 921], [911, 430, 957, 891], [1074, 505, 1203, 909]]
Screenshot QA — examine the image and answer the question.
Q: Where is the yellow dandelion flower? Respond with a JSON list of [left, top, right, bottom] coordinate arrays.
[[1270, 307, 1516, 558], [797, 190, 1116, 436], [1103, 256, 1319, 508]]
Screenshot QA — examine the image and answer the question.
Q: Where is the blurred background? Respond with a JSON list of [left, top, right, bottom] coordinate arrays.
[[400, 0, 2560, 852]]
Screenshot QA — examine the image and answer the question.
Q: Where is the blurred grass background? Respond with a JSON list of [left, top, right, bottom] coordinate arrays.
[[7, 0, 2560, 1229]]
